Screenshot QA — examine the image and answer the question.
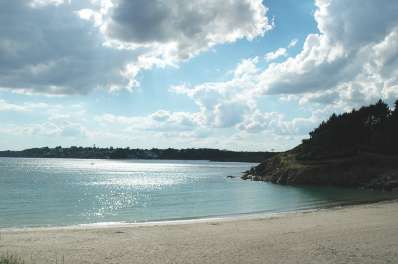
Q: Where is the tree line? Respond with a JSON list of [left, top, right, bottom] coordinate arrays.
[[299, 99, 398, 160], [0, 147, 274, 162]]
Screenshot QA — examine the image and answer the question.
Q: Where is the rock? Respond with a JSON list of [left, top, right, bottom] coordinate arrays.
[[241, 151, 398, 191]]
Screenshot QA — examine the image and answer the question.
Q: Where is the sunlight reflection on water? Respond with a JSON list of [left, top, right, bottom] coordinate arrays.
[[0, 158, 397, 228]]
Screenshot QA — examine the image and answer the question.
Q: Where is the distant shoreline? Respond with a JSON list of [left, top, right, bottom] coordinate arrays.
[[0, 156, 260, 163], [0, 147, 276, 163]]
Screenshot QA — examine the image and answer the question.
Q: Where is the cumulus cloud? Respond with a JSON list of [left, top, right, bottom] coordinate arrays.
[[258, 0, 398, 105], [265, 48, 287, 62], [237, 111, 283, 133], [3, 0, 398, 151], [264, 39, 299, 62], [102, 0, 271, 59], [0, 0, 271, 95], [167, 0, 398, 143], [96, 110, 202, 133], [171, 57, 260, 128], [0, 0, 138, 94], [87, 0, 272, 87], [188, 0, 398, 118], [236, 109, 321, 136]]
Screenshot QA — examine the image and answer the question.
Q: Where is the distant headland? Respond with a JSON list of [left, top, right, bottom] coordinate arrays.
[[0, 147, 275, 163], [243, 99, 398, 191]]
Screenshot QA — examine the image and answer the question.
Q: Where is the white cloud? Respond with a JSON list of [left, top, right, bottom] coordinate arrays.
[[0, 99, 89, 139], [166, 0, 398, 147], [288, 38, 298, 48], [264, 38, 299, 62], [171, 57, 260, 129], [88, 0, 273, 89], [0, 0, 272, 95], [100, 0, 271, 59], [2, 121, 88, 138], [236, 109, 321, 137], [0, 99, 28, 112], [3, 0, 398, 151], [182, 0, 398, 120], [265, 48, 287, 62], [96, 110, 202, 133], [0, 0, 137, 94], [0, 99, 63, 113], [237, 111, 283, 133], [29, 0, 65, 8], [258, 0, 398, 105]]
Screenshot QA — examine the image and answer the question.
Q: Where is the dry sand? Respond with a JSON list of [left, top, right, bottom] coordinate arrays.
[[1, 200, 398, 264]]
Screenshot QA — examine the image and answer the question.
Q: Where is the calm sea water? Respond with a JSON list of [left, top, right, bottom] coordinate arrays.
[[0, 157, 396, 228]]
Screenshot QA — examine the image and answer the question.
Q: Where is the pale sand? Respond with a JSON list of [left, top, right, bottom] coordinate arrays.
[[1, 201, 398, 264]]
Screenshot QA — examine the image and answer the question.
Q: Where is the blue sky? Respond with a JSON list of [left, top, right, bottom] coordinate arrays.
[[1, 0, 398, 151]]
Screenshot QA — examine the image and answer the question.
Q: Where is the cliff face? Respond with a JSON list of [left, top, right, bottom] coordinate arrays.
[[242, 151, 398, 191]]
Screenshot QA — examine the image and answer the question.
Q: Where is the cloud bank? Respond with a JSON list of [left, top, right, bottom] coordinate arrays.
[[0, 0, 271, 94], [2, 0, 398, 151], [160, 0, 398, 146]]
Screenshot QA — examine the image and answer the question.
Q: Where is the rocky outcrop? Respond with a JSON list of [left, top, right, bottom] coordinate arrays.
[[242, 151, 398, 191], [242, 100, 398, 190]]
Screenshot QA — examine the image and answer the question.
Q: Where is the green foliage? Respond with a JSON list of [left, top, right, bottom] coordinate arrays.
[[0, 254, 24, 264], [299, 99, 398, 160]]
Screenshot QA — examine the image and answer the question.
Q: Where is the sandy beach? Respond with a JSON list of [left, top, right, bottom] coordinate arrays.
[[1, 200, 398, 264]]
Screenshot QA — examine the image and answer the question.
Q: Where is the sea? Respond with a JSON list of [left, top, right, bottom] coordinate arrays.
[[0, 157, 396, 229]]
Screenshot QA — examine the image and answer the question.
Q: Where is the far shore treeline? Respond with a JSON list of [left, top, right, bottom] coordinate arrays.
[[0, 147, 275, 163]]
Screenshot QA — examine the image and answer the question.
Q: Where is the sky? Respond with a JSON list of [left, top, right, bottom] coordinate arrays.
[[0, 0, 398, 151]]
